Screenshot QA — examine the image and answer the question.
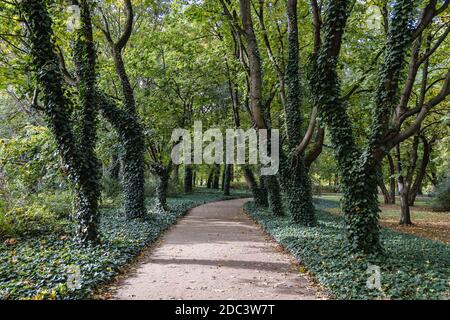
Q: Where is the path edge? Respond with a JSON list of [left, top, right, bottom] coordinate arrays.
[[93, 194, 251, 299], [241, 201, 331, 300]]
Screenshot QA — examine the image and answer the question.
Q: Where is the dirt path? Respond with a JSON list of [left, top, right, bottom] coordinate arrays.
[[112, 198, 321, 300]]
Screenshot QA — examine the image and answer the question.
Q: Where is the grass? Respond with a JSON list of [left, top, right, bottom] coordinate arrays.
[[0, 189, 250, 300], [314, 194, 450, 244], [245, 200, 450, 300], [316, 193, 433, 208]]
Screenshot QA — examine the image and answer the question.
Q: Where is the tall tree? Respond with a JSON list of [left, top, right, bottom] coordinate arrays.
[[279, 0, 316, 225], [237, 0, 283, 216], [97, 0, 146, 219]]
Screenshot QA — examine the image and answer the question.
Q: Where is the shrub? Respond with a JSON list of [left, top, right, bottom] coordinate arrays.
[[101, 175, 123, 200], [431, 176, 450, 211], [144, 178, 157, 198], [34, 191, 73, 219], [0, 204, 68, 238], [0, 191, 73, 239], [230, 181, 248, 190]]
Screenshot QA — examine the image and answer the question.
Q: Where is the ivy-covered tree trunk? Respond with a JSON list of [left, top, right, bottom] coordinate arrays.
[[121, 138, 146, 219], [151, 163, 170, 212], [312, 0, 379, 253], [23, 0, 100, 243], [312, 0, 416, 253], [156, 174, 169, 211], [184, 165, 193, 193], [96, 93, 146, 219], [263, 175, 284, 216], [223, 164, 232, 196], [99, 0, 146, 219], [72, 0, 101, 241], [279, 0, 315, 224]]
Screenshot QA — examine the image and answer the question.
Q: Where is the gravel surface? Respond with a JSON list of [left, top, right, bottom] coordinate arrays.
[[113, 198, 321, 300]]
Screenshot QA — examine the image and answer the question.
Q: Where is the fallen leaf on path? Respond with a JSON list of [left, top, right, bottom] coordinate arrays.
[[4, 238, 17, 245]]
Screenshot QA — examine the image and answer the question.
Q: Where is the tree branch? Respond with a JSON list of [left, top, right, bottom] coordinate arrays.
[[115, 0, 133, 51]]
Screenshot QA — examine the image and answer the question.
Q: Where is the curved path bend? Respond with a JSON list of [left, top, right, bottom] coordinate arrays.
[[112, 198, 321, 300]]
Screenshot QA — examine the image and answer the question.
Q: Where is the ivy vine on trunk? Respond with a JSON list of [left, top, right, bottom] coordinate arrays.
[[279, 0, 315, 225], [312, 0, 416, 253], [22, 0, 100, 243], [98, 0, 146, 219]]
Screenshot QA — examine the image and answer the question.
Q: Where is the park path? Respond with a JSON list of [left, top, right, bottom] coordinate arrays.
[[112, 198, 320, 300]]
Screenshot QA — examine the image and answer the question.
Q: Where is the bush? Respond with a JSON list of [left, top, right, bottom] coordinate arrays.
[[0, 204, 69, 238], [230, 181, 248, 190], [34, 191, 73, 219], [431, 176, 450, 211], [144, 178, 157, 198], [101, 175, 122, 200], [168, 179, 184, 195]]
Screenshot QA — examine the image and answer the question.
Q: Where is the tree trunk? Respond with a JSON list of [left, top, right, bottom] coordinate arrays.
[[193, 170, 197, 187], [23, 0, 100, 243], [261, 175, 283, 215], [379, 178, 391, 205], [172, 164, 179, 186], [396, 143, 414, 225], [99, 1, 146, 219], [213, 164, 220, 189], [96, 93, 146, 219], [278, 0, 315, 224], [223, 164, 232, 196], [312, 0, 381, 253], [387, 153, 396, 204], [409, 136, 432, 206], [155, 169, 169, 212], [281, 158, 315, 223], [242, 165, 268, 207], [206, 167, 213, 189], [184, 165, 193, 193], [239, 0, 283, 216], [398, 176, 412, 225], [108, 149, 121, 180], [221, 165, 226, 190]]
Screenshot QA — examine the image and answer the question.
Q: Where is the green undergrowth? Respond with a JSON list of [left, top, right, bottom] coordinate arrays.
[[244, 199, 450, 300], [0, 189, 249, 299]]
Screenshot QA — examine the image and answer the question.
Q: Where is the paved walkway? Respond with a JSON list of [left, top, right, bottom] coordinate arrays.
[[112, 198, 320, 300]]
